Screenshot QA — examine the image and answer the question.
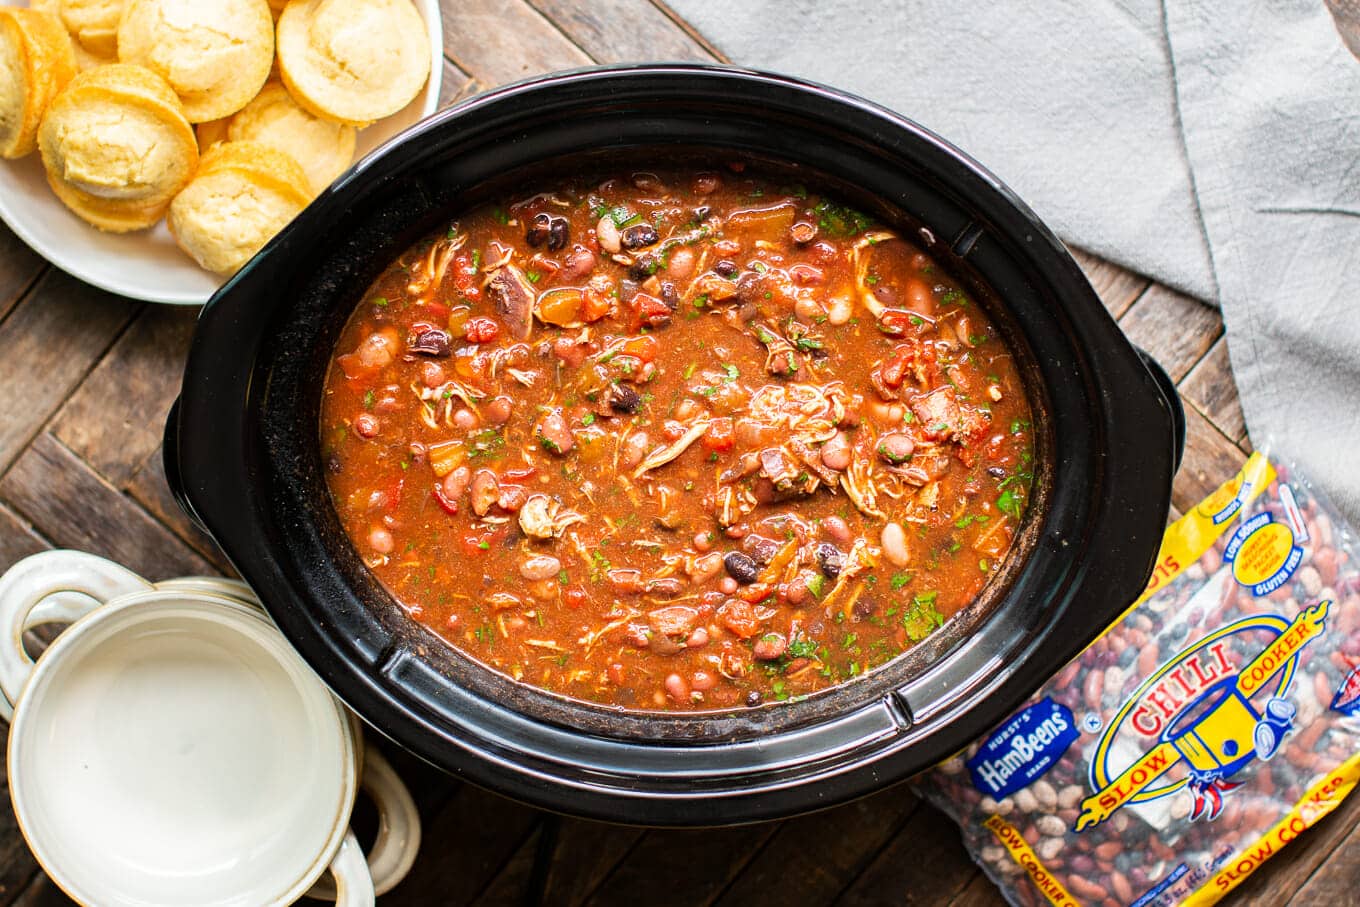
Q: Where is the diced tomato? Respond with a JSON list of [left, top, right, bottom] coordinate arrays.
[[564, 586, 588, 610], [384, 477, 405, 509], [465, 317, 499, 343], [736, 582, 772, 604], [619, 334, 660, 362], [459, 528, 503, 556], [717, 599, 761, 639], [607, 662, 625, 684], [422, 301, 450, 319], [702, 418, 735, 451], [582, 284, 612, 322], [627, 293, 672, 331], [877, 309, 919, 337], [432, 483, 459, 515]]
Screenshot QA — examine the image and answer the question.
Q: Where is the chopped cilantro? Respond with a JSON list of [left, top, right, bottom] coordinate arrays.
[[997, 488, 1023, 519], [890, 571, 913, 590], [812, 199, 871, 237]]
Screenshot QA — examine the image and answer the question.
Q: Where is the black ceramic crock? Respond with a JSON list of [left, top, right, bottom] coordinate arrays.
[[164, 64, 1185, 826]]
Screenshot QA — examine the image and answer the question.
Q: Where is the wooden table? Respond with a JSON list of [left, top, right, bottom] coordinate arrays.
[[1, 2, 1356, 904]]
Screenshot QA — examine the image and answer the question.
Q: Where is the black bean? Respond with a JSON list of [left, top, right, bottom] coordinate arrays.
[[621, 224, 659, 250], [660, 282, 679, 310], [527, 213, 569, 251], [526, 212, 552, 247], [629, 254, 660, 280], [608, 384, 642, 413], [408, 328, 451, 357], [723, 551, 760, 584], [816, 542, 844, 578], [745, 691, 762, 707], [987, 465, 1006, 478], [693, 205, 712, 222], [714, 260, 738, 278], [547, 218, 569, 252]]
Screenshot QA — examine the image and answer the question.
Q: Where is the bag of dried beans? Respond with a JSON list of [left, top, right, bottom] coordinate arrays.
[[919, 452, 1360, 906]]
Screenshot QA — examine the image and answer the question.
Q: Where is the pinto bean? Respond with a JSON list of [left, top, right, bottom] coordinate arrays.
[[753, 633, 787, 661], [536, 410, 574, 455], [368, 526, 394, 554], [485, 396, 513, 424], [664, 673, 690, 702], [519, 555, 562, 581], [820, 432, 852, 471], [353, 413, 379, 438], [821, 516, 851, 542], [881, 522, 910, 567], [560, 246, 597, 281]]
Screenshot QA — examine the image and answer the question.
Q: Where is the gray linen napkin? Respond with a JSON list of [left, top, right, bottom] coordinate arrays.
[[668, 0, 1360, 516]]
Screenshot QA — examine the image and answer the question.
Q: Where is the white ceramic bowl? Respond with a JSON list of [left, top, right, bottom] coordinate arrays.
[[0, 0, 444, 305], [0, 551, 421, 907]]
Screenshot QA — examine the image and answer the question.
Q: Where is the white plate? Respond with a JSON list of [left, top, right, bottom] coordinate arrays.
[[0, 0, 444, 305]]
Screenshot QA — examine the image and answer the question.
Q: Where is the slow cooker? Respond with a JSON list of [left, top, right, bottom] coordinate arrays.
[[164, 64, 1184, 825]]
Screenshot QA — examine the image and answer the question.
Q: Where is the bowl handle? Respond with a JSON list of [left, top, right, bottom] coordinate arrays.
[[309, 747, 423, 900], [325, 831, 377, 907], [0, 551, 153, 721]]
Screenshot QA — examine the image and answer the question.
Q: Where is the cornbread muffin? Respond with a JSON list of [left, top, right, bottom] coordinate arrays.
[[53, 0, 123, 58], [167, 140, 310, 273], [38, 63, 197, 230], [223, 81, 354, 194], [117, 0, 273, 122], [276, 0, 429, 127], [194, 115, 228, 151], [0, 8, 76, 158]]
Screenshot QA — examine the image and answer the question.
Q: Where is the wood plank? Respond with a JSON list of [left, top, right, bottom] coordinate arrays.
[[0, 788, 39, 907], [1178, 336, 1249, 446], [51, 305, 197, 488], [383, 785, 540, 905], [123, 449, 235, 575], [1116, 284, 1221, 383], [648, 0, 728, 60], [833, 801, 979, 906], [0, 271, 138, 474], [8, 874, 68, 907], [0, 502, 49, 573], [438, 56, 481, 109], [439, 0, 593, 87], [0, 434, 213, 580], [0, 222, 44, 325], [1069, 246, 1149, 320], [584, 824, 777, 906], [527, 0, 713, 62], [713, 787, 920, 907], [1283, 812, 1360, 905], [1171, 403, 1248, 515], [475, 817, 642, 907], [946, 874, 1007, 907], [1231, 789, 1360, 905]]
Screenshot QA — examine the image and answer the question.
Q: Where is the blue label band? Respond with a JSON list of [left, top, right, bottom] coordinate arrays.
[[967, 697, 1078, 799]]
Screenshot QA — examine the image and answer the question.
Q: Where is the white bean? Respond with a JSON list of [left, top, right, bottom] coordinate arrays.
[[596, 216, 621, 254], [827, 295, 853, 326], [881, 521, 909, 567]]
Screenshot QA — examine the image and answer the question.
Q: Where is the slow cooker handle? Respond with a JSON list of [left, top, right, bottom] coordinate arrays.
[[162, 397, 205, 532], [1135, 347, 1186, 473]]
